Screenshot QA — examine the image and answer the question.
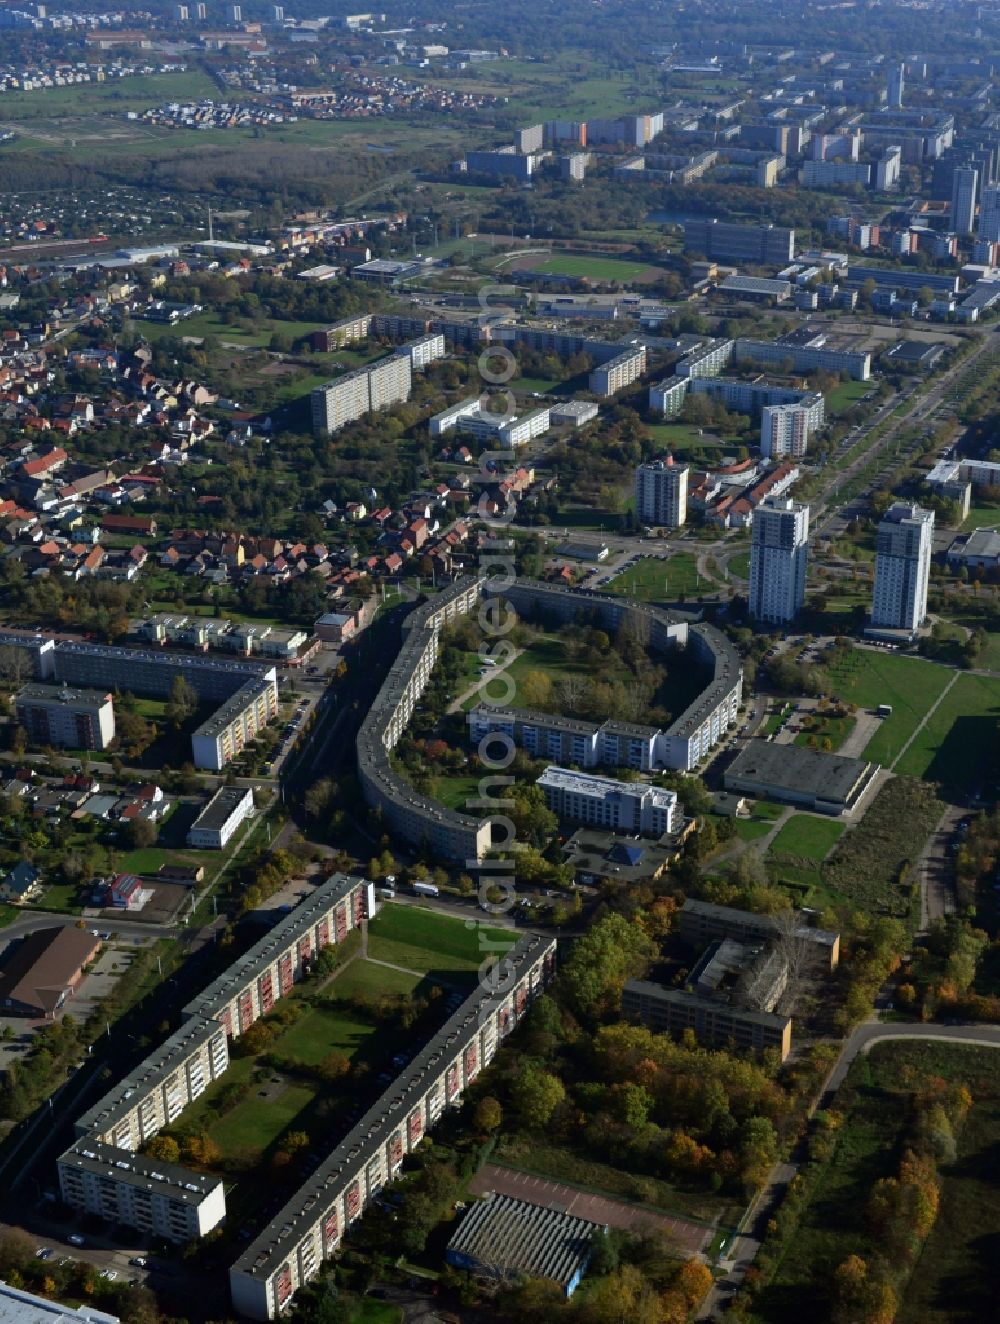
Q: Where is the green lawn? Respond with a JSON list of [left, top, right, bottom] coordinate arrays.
[[271, 1004, 376, 1066], [210, 1081, 315, 1156], [731, 818, 775, 843], [0, 904, 16, 928], [367, 902, 513, 978], [359, 1303, 403, 1324], [895, 671, 1000, 793], [960, 503, 1000, 531], [792, 711, 855, 753], [503, 632, 617, 693], [763, 704, 793, 736], [821, 647, 951, 766], [728, 551, 752, 580], [427, 772, 483, 811], [825, 380, 871, 416], [515, 253, 659, 282], [606, 552, 709, 601], [332, 960, 424, 1000], [134, 311, 323, 347], [769, 815, 845, 862]]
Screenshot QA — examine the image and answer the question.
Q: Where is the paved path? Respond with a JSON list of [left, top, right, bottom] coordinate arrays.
[[447, 648, 523, 715], [471, 1164, 711, 1255], [698, 1022, 1000, 1318], [918, 803, 962, 930]]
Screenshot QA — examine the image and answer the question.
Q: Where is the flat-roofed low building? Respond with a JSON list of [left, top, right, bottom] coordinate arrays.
[[677, 897, 840, 970], [549, 399, 599, 428], [446, 1193, 600, 1297], [187, 786, 254, 850], [724, 738, 878, 816], [947, 527, 1000, 572], [0, 1282, 119, 1324], [718, 274, 793, 303], [623, 978, 792, 1058]]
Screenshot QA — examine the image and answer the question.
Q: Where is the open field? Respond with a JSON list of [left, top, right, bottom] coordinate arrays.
[[895, 671, 1000, 793], [134, 311, 322, 347], [821, 647, 951, 766], [366, 902, 513, 979], [0, 69, 218, 120], [768, 815, 845, 862], [606, 552, 709, 600], [748, 1042, 1000, 1324], [509, 251, 662, 283]]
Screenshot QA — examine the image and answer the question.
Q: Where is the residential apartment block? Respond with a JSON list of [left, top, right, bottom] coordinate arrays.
[[734, 336, 871, 381], [761, 403, 814, 458], [310, 314, 372, 352], [310, 354, 412, 435], [229, 933, 557, 1320], [588, 345, 647, 397], [64, 875, 376, 1244], [635, 457, 688, 527], [536, 766, 678, 836], [682, 219, 795, 265], [394, 333, 446, 370], [14, 683, 115, 751], [58, 1141, 226, 1243], [186, 786, 255, 850], [871, 501, 933, 632], [622, 978, 792, 1058], [673, 337, 735, 380], [749, 497, 810, 624]]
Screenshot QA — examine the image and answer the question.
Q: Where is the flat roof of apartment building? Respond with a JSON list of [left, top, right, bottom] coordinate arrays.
[[61, 1138, 222, 1206]]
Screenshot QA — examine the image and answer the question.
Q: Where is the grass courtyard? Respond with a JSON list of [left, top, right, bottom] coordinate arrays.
[[768, 815, 845, 862], [367, 902, 514, 980]]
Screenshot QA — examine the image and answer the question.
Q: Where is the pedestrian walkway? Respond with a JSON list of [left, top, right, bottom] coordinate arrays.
[[889, 670, 958, 770]]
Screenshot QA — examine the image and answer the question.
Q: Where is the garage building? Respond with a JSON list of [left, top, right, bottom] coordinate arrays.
[[0, 927, 102, 1018]]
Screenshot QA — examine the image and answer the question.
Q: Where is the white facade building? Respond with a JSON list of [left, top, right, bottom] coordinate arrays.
[[536, 766, 678, 836], [187, 786, 255, 850], [635, 457, 689, 527], [749, 497, 810, 625], [395, 333, 446, 371], [871, 501, 933, 632], [761, 403, 813, 458]]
